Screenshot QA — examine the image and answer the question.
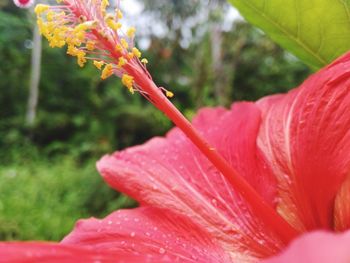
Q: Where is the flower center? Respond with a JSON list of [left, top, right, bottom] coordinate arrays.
[[35, 0, 300, 245]]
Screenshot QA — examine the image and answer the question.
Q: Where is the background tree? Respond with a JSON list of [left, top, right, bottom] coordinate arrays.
[[25, 7, 42, 127]]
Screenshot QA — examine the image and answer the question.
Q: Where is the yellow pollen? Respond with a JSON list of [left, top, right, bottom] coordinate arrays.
[[46, 11, 55, 21], [93, 60, 104, 70], [141, 58, 148, 64], [115, 22, 122, 29], [166, 90, 174, 98], [115, 44, 123, 52], [122, 74, 134, 93], [127, 52, 134, 59], [34, 4, 49, 15], [105, 15, 121, 31], [126, 27, 136, 38], [101, 64, 114, 79], [121, 38, 128, 49], [67, 45, 79, 56], [77, 56, 87, 67], [117, 57, 127, 68], [75, 21, 97, 32], [101, 0, 109, 14], [86, 41, 95, 51], [35, 1, 144, 95], [132, 47, 141, 58], [116, 9, 123, 19]]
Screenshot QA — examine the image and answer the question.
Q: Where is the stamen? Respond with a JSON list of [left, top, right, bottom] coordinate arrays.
[[93, 60, 104, 70], [35, 0, 145, 84], [35, 0, 299, 244], [101, 64, 114, 80]]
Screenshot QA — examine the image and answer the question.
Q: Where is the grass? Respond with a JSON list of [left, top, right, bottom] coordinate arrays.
[[0, 153, 135, 241]]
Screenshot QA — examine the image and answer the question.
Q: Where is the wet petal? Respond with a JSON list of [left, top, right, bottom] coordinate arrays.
[[97, 103, 283, 260], [62, 207, 230, 263], [0, 242, 142, 263], [334, 175, 350, 231], [257, 51, 350, 231], [262, 230, 350, 263]]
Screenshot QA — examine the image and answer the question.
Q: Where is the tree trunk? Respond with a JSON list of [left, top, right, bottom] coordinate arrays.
[[26, 19, 42, 127], [211, 24, 228, 106]]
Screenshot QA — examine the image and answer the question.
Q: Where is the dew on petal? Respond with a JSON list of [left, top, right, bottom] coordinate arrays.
[[257, 239, 266, 245], [159, 247, 166, 254]]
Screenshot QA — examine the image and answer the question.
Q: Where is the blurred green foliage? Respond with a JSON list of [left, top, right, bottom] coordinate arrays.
[[0, 153, 135, 241], [0, 1, 311, 241]]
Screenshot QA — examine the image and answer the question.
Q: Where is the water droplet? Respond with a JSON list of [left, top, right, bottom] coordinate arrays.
[[258, 239, 266, 245], [130, 232, 136, 237], [159, 247, 166, 254], [107, 220, 113, 225]]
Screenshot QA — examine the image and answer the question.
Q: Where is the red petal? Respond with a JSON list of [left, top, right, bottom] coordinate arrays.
[[62, 207, 229, 262], [0, 242, 141, 263], [334, 175, 350, 231], [257, 51, 350, 230], [97, 103, 282, 260], [262, 230, 350, 263]]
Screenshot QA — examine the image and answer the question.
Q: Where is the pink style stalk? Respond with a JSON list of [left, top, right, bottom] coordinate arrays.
[[34, 0, 298, 243]]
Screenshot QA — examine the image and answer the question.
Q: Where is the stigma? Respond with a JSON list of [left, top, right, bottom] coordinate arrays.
[[34, 0, 156, 95]]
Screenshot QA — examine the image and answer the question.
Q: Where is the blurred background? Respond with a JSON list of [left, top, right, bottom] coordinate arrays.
[[0, 0, 310, 241]]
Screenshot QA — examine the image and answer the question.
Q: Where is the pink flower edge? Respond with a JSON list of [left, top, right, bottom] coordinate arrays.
[[262, 230, 350, 263]]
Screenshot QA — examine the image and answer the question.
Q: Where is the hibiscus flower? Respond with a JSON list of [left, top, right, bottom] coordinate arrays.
[[2, 51, 350, 262], [3, 0, 350, 262]]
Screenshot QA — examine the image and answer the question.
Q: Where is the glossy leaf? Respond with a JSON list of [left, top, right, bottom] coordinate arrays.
[[228, 0, 350, 69]]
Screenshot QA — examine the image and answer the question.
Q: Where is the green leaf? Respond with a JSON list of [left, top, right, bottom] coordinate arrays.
[[228, 0, 350, 69]]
